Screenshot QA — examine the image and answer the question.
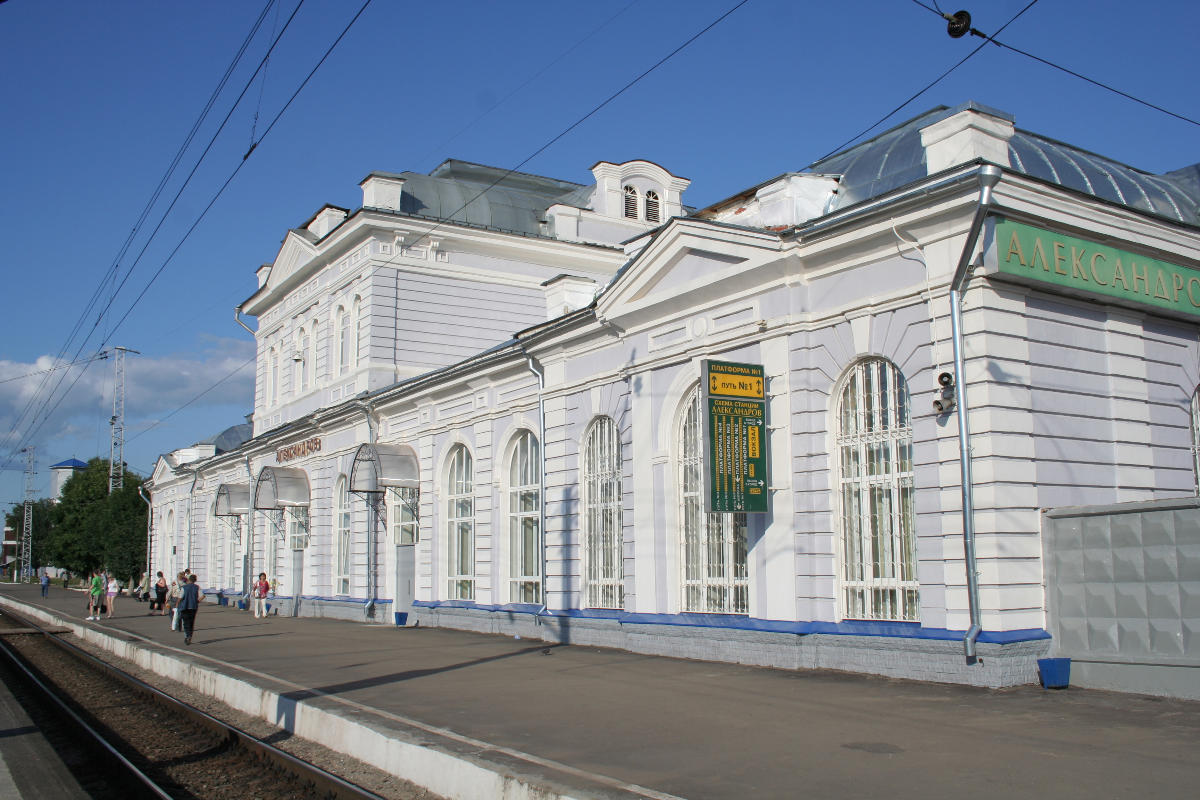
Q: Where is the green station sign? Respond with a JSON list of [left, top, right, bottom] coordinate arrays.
[[702, 360, 768, 513], [990, 217, 1200, 320]]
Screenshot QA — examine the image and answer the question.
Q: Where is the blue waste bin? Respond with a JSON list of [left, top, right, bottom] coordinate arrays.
[[1037, 657, 1071, 689]]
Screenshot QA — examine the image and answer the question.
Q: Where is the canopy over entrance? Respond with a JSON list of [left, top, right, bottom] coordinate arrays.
[[253, 466, 311, 509], [349, 443, 419, 494], [214, 483, 251, 516]]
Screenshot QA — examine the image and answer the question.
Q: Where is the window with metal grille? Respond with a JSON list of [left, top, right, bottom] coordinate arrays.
[[446, 445, 475, 600], [834, 358, 918, 622], [679, 386, 748, 614], [1192, 387, 1200, 494], [335, 477, 351, 595], [507, 431, 541, 603], [389, 487, 418, 544], [623, 185, 638, 219], [645, 190, 660, 223], [582, 416, 623, 609]]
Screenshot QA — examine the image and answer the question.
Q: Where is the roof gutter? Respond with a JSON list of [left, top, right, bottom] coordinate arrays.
[[235, 306, 255, 337], [949, 164, 1003, 662]]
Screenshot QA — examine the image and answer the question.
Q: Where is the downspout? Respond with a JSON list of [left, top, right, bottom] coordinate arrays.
[[524, 353, 548, 617], [234, 306, 255, 336], [245, 455, 254, 598], [363, 400, 378, 617], [949, 164, 1003, 662], [187, 470, 199, 573], [138, 483, 153, 589]]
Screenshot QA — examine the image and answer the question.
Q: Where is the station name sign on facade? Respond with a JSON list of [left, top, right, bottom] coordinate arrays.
[[990, 217, 1200, 320], [276, 437, 321, 464], [702, 360, 768, 513]]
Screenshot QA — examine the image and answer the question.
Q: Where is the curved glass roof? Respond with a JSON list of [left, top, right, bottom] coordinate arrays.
[[810, 102, 1200, 227]]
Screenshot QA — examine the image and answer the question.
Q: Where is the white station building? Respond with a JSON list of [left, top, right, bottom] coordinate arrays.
[[147, 102, 1200, 693]]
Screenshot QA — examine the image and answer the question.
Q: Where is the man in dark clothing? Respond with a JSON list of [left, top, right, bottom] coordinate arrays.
[[178, 574, 202, 645]]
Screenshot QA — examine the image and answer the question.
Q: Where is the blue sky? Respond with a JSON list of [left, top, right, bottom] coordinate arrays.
[[1, 0, 1197, 505]]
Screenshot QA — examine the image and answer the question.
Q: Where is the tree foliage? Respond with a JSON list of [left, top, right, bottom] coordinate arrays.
[[30, 459, 148, 582], [4, 497, 54, 575]]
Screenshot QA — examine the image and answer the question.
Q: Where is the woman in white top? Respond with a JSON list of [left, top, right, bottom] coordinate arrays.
[[105, 575, 119, 618]]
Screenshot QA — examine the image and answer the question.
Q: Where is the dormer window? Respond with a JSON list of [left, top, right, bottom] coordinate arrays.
[[623, 185, 638, 219], [645, 190, 660, 223]]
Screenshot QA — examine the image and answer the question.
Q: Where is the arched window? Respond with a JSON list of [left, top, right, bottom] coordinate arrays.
[[337, 306, 351, 376], [835, 358, 917, 621], [445, 445, 474, 600], [645, 190, 661, 223], [226, 513, 241, 590], [335, 476, 351, 595], [508, 430, 541, 603], [165, 508, 175, 574], [582, 416, 623, 608], [1192, 387, 1200, 494], [679, 386, 748, 614], [623, 185, 638, 219]]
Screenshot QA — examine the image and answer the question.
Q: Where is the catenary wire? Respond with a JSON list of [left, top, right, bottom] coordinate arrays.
[[3, 1, 279, 465], [906, 0, 1199, 128], [0, 353, 110, 387], [811, 0, 1039, 165], [126, 356, 257, 445]]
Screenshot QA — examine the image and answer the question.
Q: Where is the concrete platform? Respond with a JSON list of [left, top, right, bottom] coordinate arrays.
[[3, 583, 1199, 800]]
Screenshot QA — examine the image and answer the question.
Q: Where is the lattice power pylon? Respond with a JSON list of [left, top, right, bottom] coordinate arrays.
[[20, 446, 35, 582], [108, 346, 139, 494]]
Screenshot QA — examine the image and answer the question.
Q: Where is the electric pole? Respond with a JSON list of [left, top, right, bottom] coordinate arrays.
[[20, 446, 34, 582], [108, 346, 139, 494]]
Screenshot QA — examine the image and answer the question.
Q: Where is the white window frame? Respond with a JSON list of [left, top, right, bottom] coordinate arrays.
[[834, 358, 918, 622], [623, 184, 638, 219], [226, 514, 241, 589], [389, 487, 418, 544], [679, 386, 748, 614], [445, 445, 475, 600], [507, 430, 541, 603], [645, 189, 661, 223], [337, 306, 351, 376], [266, 509, 281, 582], [335, 476, 351, 595], [299, 328, 311, 392], [354, 296, 366, 366], [582, 416, 623, 609]]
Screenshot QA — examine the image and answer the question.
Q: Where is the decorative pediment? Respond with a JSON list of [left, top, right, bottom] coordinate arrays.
[[595, 219, 781, 328], [150, 455, 177, 485], [266, 231, 318, 291]]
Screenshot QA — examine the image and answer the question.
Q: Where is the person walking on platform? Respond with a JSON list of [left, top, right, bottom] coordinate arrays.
[[105, 574, 119, 618], [178, 573, 202, 645], [86, 570, 104, 621], [252, 572, 270, 619], [39, 572, 49, 598], [151, 571, 167, 615], [167, 572, 184, 630]]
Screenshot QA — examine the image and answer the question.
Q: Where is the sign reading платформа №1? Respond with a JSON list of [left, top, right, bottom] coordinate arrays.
[[990, 217, 1200, 320], [702, 360, 768, 514]]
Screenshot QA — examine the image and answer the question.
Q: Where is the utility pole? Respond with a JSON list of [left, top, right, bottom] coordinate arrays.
[[20, 447, 35, 582], [108, 346, 139, 494]]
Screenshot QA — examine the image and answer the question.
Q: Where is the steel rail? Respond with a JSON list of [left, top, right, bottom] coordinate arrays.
[[0, 607, 388, 800]]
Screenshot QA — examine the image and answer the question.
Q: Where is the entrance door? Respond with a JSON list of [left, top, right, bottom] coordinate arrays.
[[287, 507, 309, 618], [391, 487, 418, 625]]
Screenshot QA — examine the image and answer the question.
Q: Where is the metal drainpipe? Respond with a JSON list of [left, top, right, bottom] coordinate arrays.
[[245, 455, 254, 598], [234, 307, 255, 336], [949, 164, 1003, 662], [138, 484, 153, 588], [525, 354, 548, 618], [187, 471, 199, 574], [363, 401, 378, 616]]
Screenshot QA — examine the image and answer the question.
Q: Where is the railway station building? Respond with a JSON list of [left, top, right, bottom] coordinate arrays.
[[147, 102, 1200, 693]]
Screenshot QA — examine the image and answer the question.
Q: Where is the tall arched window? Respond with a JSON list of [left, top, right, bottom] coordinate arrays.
[[446, 445, 474, 600], [645, 190, 661, 223], [1191, 387, 1200, 494], [508, 430, 540, 603], [165, 508, 175, 574], [335, 476, 351, 595], [582, 416, 623, 608], [623, 185, 638, 219], [337, 306, 351, 375], [679, 386, 748, 614], [207, 501, 219, 587], [226, 514, 241, 590], [354, 296, 366, 366], [835, 358, 917, 621]]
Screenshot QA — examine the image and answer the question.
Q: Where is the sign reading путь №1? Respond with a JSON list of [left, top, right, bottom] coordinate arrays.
[[702, 360, 768, 513], [990, 217, 1200, 320]]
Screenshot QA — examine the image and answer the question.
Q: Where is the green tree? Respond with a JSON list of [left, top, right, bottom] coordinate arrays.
[[45, 459, 146, 583], [4, 498, 54, 578]]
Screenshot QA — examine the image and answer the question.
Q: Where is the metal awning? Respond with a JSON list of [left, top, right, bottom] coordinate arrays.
[[214, 483, 251, 516], [349, 443, 419, 494], [253, 466, 311, 509]]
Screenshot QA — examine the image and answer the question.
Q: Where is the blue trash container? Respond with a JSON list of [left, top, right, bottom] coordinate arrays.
[[1037, 657, 1071, 689]]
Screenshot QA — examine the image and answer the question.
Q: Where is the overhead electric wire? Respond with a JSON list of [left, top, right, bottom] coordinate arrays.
[[127, 355, 257, 445], [907, 0, 1199, 128], [0, 353, 109, 387], [811, 0, 1039, 165], [8, 0, 372, 464], [2, 0, 280, 468]]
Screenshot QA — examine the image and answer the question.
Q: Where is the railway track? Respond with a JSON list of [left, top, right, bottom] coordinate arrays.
[[0, 606, 391, 800]]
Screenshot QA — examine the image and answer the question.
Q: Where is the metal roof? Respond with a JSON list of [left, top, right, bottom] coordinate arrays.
[[50, 458, 88, 469], [810, 102, 1200, 226]]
